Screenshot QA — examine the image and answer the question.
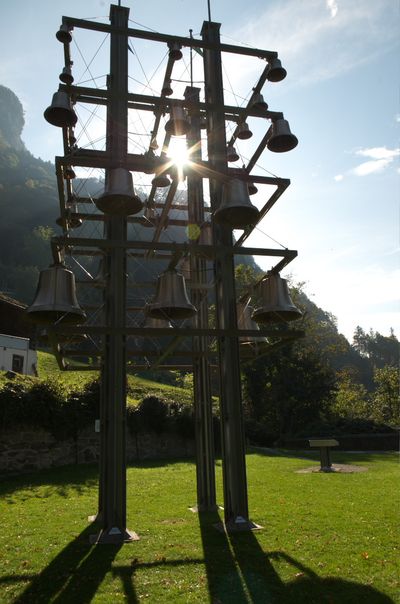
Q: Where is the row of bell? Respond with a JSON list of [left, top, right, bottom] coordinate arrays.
[[27, 265, 301, 333]]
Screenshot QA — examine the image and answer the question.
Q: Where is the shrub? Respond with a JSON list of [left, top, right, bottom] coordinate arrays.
[[136, 395, 168, 434]]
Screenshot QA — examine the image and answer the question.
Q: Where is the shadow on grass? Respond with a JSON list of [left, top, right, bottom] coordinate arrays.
[[1, 524, 122, 604], [199, 510, 395, 604]]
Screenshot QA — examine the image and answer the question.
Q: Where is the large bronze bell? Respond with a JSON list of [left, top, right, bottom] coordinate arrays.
[[267, 119, 298, 153], [251, 274, 302, 324], [67, 203, 83, 229], [165, 105, 190, 136], [146, 269, 197, 320], [251, 92, 268, 112], [44, 91, 77, 128], [152, 154, 171, 187], [213, 178, 260, 228], [267, 57, 287, 82], [236, 121, 253, 140], [27, 264, 86, 324], [96, 168, 143, 215], [59, 66, 74, 85], [237, 301, 268, 344], [226, 143, 239, 162]]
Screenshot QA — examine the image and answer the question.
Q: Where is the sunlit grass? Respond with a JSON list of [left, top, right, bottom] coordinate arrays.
[[0, 452, 398, 603]]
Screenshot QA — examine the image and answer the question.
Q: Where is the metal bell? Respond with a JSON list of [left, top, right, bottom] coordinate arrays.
[[236, 121, 253, 140], [237, 301, 268, 344], [248, 182, 258, 195], [168, 42, 183, 61], [152, 154, 171, 187], [150, 137, 159, 150], [251, 92, 268, 112], [67, 203, 82, 229], [165, 105, 190, 136], [146, 269, 197, 320], [214, 178, 260, 228], [162, 80, 173, 96], [27, 264, 86, 325], [226, 143, 239, 162], [59, 66, 74, 85], [267, 57, 287, 82], [267, 119, 298, 153], [44, 91, 77, 128], [56, 24, 72, 44], [96, 168, 143, 215], [143, 149, 157, 174], [64, 166, 76, 179], [251, 274, 302, 324]]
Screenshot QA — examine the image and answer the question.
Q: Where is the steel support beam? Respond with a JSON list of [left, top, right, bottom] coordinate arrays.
[[90, 4, 138, 544], [185, 86, 217, 512], [202, 21, 253, 530]]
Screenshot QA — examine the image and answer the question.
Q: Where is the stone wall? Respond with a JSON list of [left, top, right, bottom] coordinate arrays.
[[0, 426, 196, 475]]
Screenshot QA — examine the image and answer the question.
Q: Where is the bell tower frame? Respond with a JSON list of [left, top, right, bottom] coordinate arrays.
[[38, 2, 303, 541]]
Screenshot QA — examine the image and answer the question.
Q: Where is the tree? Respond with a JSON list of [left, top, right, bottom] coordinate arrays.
[[371, 366, 399, 426], [332, 369, 371, 420]]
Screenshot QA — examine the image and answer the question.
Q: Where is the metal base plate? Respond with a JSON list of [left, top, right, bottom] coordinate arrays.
[[89, 528, 140, 544]]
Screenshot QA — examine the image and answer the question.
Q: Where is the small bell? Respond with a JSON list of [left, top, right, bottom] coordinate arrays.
[[67, 203, 82, 229], [248, 182, 258, 195], [165, 105, 190, 136], [213, 178, 259, 229], [267, 57, 287, 82], [226, 143, 240, 162], [59, 66, 74, 85], [143, 149, 157, 174], [27, 264, 86, 325], [64, 166, 76, 180], [146, 269, 197, 320], [56, 24, 72, 44], [44, 91, 77, 128], [168, 42, 183, 61], [251, 274, 302, 324], [251, 92, 268, 112], [267, 119, 298, 153], [162, 80, 173, 96], [237, 301, 268, 345], [236, 121, 253, 140], [96, 168, 143, 215], [150, 137, 159, 150], [152, 154, 171, 187]]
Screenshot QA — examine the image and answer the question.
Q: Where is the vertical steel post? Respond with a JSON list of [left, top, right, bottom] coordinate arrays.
[[90, 3, 138, 544], [201, 22, 253, 529], [185, 86, 217, 512]]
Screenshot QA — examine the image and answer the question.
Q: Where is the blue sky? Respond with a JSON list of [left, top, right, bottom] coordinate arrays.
[[0, 0, 398, 342]]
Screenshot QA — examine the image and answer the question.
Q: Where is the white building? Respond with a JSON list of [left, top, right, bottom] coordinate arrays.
[[0, 333, 37, 376]]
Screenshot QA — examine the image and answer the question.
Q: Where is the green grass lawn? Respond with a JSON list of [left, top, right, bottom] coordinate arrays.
[[0, 451, 398, 603]]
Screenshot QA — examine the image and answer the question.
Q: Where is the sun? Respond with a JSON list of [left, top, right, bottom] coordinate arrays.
[[168, 138, 190, 168]]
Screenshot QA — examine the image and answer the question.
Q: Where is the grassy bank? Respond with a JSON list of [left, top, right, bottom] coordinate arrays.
[[0, 451, 398, 603]]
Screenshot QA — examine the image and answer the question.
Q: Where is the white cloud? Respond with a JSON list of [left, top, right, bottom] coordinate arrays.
[[351, 158, 393, 176], [334, 174, 344, 181], [326, 0, 338, 19], [356, 146, 400, 160]]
